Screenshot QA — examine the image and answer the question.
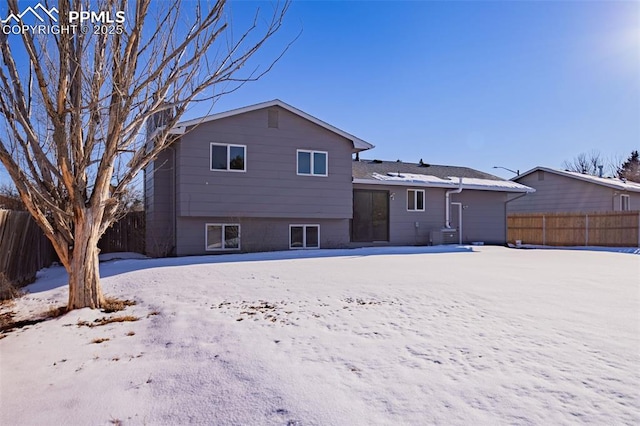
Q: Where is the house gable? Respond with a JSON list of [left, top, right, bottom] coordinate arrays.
[[175, 106, 357, 219], [174, 99, 374, 153]]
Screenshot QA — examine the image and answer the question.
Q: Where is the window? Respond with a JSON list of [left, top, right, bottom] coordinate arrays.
[[407, 189, 425, 211], [206, 224, 240, 250], [290, 225, 320, 249], [210, 143, 246, 172], [297, 150, 328, 176], [621, 194, 630, 211]]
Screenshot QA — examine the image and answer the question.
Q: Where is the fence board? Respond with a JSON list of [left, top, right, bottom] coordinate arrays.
[[508, 211, 639, 247], [0, 209, 56, 286], [1, 210, 145, 288], [98, 211, 145, 254]]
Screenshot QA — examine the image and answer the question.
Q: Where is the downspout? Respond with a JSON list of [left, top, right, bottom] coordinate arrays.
[[167, 146, 177, 256], [451, 202, 463, 244], [445, 177, 463, 228]]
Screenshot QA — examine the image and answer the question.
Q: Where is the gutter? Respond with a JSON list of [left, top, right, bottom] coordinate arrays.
[[352, 178, 534, 193], [505, 192, 530, 204]]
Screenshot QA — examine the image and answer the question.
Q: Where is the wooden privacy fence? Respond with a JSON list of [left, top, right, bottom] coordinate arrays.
[[1, 210, 145, 287], [0, 209, 56, 286], [98, 211, 145, 254], [508, 211, 640, 247]]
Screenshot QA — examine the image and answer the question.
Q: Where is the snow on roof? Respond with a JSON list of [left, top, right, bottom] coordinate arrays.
[[354, 172, 535, 193], [515, 167, 640, 193], [172, 99, 374, 152]]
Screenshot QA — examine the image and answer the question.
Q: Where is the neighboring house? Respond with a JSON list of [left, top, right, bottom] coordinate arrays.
[[144, 100, 533, 256], [508, 166, 640, 213]]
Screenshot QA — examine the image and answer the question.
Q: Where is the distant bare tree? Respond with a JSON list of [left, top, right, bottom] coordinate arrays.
[[0, 183, 23, 210], [562, 150, 608, 176], [0, 0, 292, 310]]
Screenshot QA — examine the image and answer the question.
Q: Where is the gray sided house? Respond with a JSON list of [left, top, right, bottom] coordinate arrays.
[[508, 167, 640, 213], [351, 161, 533, 246], [144, 100, 534, 256], [144, 100, 373, 256]]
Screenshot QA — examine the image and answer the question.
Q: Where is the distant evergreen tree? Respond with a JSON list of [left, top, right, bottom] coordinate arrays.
[[617, 150, 640, 182]]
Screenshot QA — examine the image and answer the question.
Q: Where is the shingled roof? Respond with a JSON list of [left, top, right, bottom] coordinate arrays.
[[353, 159, 534, 193], [353, 159, 503, 180]]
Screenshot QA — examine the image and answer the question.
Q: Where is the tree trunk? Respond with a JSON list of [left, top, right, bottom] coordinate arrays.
[[67, 208, 105, 310]]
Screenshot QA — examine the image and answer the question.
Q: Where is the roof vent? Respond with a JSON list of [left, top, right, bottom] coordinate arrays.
[[418, 158, 430, 167], [268, 108, 279, 128], [371, 159, 383, 164]]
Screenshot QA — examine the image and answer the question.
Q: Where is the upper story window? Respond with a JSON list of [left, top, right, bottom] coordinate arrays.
[[407, 189, 425, 211], [297, 150, 327, 176], [620, 194, 630, 211], [211, 143, 246, 172]]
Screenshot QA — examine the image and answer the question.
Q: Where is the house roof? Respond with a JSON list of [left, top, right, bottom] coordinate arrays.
[[353, 160, 535, 193], [172, 99, 375, 152], [513, 166, 640, 193]]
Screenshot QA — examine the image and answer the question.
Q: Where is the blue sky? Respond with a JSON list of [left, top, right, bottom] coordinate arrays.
[[208, 0, 640, 179], [0, 0, 638, 184]]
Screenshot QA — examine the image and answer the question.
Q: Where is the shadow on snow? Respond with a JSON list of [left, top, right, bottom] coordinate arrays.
[[24, 245, 475, 294]]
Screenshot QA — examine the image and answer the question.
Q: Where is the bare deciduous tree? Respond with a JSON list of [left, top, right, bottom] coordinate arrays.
[[562, 150, 605, 176], [0, 0, 291, 310]]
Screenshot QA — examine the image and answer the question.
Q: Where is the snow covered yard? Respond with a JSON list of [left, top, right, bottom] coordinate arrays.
[[1, 246, 638, 425]]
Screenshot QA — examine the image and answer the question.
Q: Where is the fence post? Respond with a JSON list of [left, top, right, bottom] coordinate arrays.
[[585, 213, 589, 246], [542, 215, 546, 246]]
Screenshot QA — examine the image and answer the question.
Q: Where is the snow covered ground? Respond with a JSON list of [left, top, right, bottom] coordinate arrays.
[[1, 246, 638, 425]]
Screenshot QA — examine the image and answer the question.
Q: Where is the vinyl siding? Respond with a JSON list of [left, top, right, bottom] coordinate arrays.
[[144, 149, 175, 257], [451, 191, 507, 244], [176, 216, 350, 255], [353, 183, 446, 245], [508, 172, 630, 213], [175, 107, 354, 219], [353, 183, 509, 246]]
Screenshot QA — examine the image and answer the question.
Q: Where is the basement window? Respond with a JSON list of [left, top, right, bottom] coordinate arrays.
[[206, 224, 240, 250], [290, 224, 319, 249]]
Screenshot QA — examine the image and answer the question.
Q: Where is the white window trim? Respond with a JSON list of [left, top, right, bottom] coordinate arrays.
[[210, 143, 247, 172], [296, 149, 328, 177], [289, 224, 320, 249], [407, 189, 425, 212], [620, 194, 630, 211], [205, 223, 241, 251]]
